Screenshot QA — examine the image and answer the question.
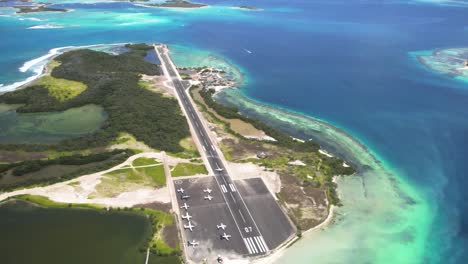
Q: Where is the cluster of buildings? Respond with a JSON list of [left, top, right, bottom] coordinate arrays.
[[180, 67, 236, 91]]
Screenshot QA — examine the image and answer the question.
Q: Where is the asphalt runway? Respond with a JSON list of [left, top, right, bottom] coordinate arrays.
[[157, 45, 294, 262], [174, 177, 248, 261], [234, 178, 295, 250], [174, 177, 295, 262]]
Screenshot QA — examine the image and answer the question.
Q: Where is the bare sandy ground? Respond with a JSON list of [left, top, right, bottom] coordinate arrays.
[[141, 74, 176, 97]]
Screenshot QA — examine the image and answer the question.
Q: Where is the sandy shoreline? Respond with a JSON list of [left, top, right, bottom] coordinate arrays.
[[0, 43, 130, 93]]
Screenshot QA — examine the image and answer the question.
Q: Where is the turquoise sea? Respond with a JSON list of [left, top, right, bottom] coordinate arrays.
[[1, 0, 468, 263]]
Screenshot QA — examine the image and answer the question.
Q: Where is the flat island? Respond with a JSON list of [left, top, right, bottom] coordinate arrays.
[[0, 0, 68, 14], [234, 5, 264, 11], [138, 0, 207, 9], [0, 43, 355, 264], [415, 48, 468, 82]]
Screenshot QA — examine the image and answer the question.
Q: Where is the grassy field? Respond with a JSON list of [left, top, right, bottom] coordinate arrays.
[[34, 75, 87, 102], [168, 137, 200, 159], [11, 194, 103, 210], [133, 157, 159, 167], [92, 163, 166, 198], [171, 162, 207, 177]]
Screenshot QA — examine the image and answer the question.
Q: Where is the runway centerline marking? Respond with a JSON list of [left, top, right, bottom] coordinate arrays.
[[238, 209, 246, 223], [230, 192, 237, 203]]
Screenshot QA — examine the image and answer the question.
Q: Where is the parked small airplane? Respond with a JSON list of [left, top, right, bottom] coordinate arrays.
[[221, 232, 231, 241], [177, 188, 184, 193], [217, 223, 227, 230], [203, 188, 212, 194], [181, 212, 192, 221], [184, 221, 195, 232], [215, 167, 224, 172], [180, 203, 189, 210], [204, 194, 213, 201], [181, 194, 190, 200], [188, 240, 199, 247]]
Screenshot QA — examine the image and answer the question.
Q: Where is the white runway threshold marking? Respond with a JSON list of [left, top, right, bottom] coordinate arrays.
[[260, 236, 270, 251], [243, 236, 269, 255], [243, 238, 253, 254], [220, 184, 228, 193], [229, 183, 236, 192], [247, 237, 258, 254]]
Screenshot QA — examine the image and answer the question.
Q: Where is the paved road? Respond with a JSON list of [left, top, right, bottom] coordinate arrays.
[[155, 45, 270, 256]]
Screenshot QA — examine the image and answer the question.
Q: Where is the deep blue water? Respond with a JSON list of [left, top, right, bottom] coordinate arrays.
[[1, 0, 468, 262]]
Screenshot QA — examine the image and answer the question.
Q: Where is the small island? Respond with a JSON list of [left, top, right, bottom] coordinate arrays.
[[415, 48, 468, 81], [140, 0, 207, 9], [234, 5, 264, 11], [0, 0, 68, 14]]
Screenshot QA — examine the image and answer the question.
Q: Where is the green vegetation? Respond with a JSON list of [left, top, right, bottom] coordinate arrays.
[[0, 43, 190, 153], [0, 150, 132, 191], [34, 75, 87, 102], [92, 162, 166, 198], [192, 87, 355, 206], [171, 162, 207, 177], [198, 87, 320, 153], [179, 73, 191, 80], [12, 194, 102, 209], [133, 157, 159, 167], [175, 137, 199, 158], [11, 151, 125, 176]]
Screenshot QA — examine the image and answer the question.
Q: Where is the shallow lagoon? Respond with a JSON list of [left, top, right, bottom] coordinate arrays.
[[0, 200, 150, 264], [0, 104, 107, 144]]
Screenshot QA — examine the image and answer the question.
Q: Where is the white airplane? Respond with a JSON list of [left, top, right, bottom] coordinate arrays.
[[188, 240, 199, 247], [217, 223, 226, 230], [180, 203, 189, 210], [221, 232, 231, 241], [204, 194, 213, 201], [203, 188, 212, 194], [215, 166, 224, 172], [181, 194, 190, 200], [184, 221, 195, 232], [177, 188, 184, 193], [181, 212, 192, 221]]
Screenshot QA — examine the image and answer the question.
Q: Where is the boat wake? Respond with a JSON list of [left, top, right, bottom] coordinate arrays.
[[19, 17, 42, 22], [28, 24, 64, 29]]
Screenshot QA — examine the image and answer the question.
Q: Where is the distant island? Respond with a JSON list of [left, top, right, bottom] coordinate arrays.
[[0, 0, 207, 12], [138, 0, 207, 9], [415, 48, 468, 81], [0, 0, 68, 14], [234, 5, 263, 11]]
